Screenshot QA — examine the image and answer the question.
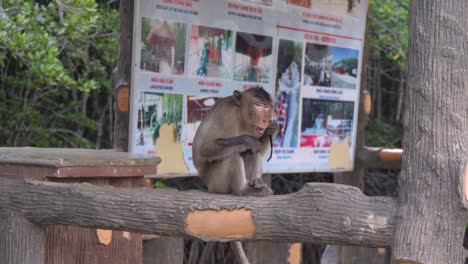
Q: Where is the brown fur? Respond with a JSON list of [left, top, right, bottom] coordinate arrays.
[[192, 87, 278, 196]]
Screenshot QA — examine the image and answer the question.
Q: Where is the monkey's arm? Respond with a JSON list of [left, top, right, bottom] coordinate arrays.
[[200, 135, 261, 162]]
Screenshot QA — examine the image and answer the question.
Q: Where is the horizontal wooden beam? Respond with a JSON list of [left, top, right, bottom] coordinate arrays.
[[357, 147, 402, 169], [0, 178, 396, 247]]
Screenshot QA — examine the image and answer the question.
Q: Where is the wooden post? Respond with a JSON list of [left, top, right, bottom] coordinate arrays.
[[243, 174, 299, 264], [111, 0, 184, 260], [112, 0, 134, 151], [0, 211, 46, 264], [331, 22, 390, 264], [0, 147, 158, 264], [143, 236, 184, 264]]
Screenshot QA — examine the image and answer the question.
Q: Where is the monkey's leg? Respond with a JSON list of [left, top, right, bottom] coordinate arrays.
[[203, 155, 248, 195], [242, 152, 262, 182], [241, 152, 273, 197]]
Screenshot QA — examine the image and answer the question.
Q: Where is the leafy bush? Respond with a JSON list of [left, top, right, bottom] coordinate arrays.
[[0, 0, 119, 148]]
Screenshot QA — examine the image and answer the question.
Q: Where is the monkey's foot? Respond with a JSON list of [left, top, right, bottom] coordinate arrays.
[[249, 178, 266, 189], [245, 186, 273, 197]]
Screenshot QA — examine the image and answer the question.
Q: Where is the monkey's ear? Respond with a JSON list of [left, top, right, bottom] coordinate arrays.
[[233, 90, 241, 106]]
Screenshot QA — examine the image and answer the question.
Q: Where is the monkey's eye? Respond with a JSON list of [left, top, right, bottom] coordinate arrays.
[[255, 102, 271, 109]]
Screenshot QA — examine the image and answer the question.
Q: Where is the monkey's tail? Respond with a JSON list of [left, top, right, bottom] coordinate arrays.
[[231, 241, 250, 264], [267, 135, 273, 162]]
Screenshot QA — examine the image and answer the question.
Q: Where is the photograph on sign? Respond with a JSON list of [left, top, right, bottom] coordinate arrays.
[[287, 0, 311, 8], [140, 17, 187, 75], [273, 39, 303, 148], [188, 25, 234, 79], [183, 96, 220, 145], [300, 99, 354, 148], [330, 46, 359, 89], [133, 91, 183, 156], [233, 32, 273, 84], [303, 43, 332, 87]]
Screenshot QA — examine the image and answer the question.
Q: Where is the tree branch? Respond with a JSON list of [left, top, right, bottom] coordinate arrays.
[[0, 178, 397, 247], [357, 147, 402, 169]]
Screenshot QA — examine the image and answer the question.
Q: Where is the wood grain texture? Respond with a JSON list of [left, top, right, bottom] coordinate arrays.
[[0, 178, 397, 247], [0, 163, 157, 178], [0, 147, 159, 167], [392, 0, 468, 263], [0, 211, 45, 264], [244, 241, 290, 264], [143, 237, 184, 264], [44, 177, 146, 264]]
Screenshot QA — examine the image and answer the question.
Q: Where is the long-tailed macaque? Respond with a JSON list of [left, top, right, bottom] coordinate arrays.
[[192, 87, 278, 197]]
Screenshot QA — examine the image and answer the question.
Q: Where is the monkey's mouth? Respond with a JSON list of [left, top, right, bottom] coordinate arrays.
[[256, 127, 266, 135]]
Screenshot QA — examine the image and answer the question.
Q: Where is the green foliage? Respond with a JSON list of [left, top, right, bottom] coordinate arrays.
[[0, 0, 119, 147], [366, 120, 402, 148], [369, 0, 409, 69], [153, 180, 167, 189]]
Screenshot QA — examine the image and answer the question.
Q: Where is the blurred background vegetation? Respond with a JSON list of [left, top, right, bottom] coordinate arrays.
[[0, 0, 119, 148], [0, 0, 408, 149]]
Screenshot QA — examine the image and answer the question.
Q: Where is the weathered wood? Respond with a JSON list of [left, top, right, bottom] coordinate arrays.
[[243, 174, 291, 264], [46, 225, 142, 264], [45, 177, 146, 264], [0, 178, 397, 247], [392, 0, 468, 263], [244, 241, 291, 264], [0, 147, 159, 179], [0, 211, 45, 264], [321, 246, 387, 264], [0, 163, 157, 178], [0, 148, 154, 263], [112, 0, 134, 151], [0, 147, 159, 167], [357, 147, 402, 169], [143, 236, 184, 264], [333, 26, 390, 264]]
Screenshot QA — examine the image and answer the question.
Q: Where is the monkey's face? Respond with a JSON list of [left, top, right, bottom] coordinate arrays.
[[252, 100, 272, 136], [238, 87, 274, 137]]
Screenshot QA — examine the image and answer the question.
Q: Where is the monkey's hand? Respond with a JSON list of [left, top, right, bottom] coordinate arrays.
[[242, 135, 262, 153]]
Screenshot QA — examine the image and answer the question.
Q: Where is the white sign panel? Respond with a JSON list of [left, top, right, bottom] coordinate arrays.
[[129, 0, 368, 175]]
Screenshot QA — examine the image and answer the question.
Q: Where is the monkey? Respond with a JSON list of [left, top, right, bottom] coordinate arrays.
[[192, 87, 277, 264], [192, 86, 278, 197]]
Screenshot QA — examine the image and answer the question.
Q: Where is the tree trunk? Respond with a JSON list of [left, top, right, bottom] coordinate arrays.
[[392, 1, 468, 263], [0, 178, 396, 247], [0, 211, 45, 264]]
